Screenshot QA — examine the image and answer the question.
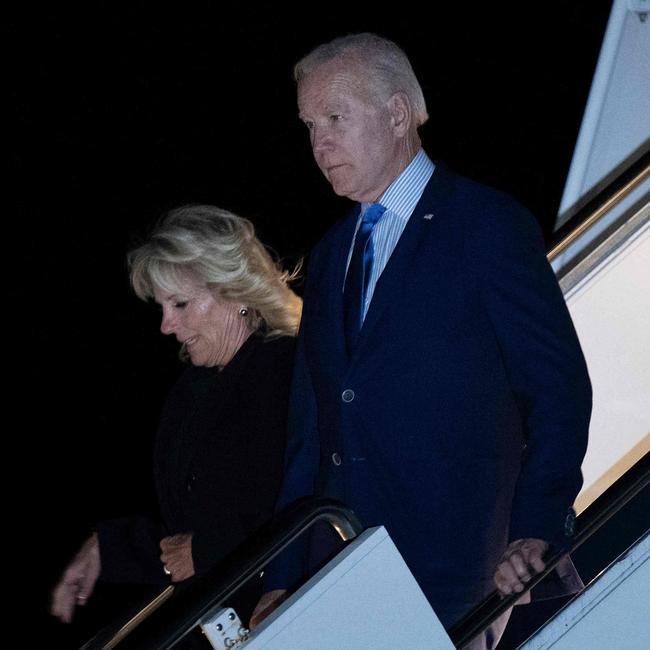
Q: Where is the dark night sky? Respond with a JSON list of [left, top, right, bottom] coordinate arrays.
[[13, 4, 615, 645]]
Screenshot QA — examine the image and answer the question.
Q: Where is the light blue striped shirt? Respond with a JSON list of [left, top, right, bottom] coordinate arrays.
[[346, 149, 435, 320]]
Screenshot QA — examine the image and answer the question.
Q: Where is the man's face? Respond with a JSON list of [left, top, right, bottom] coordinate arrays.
[[297, 60, 400, 203]]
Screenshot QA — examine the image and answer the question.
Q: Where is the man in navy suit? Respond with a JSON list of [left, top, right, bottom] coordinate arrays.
[[253, 33, 591, 648]]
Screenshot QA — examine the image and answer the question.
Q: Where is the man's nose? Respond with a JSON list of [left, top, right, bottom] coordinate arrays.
[[312, 126, 333, 153]]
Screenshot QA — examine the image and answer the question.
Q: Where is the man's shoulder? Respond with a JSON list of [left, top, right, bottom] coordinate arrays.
[[435, 163, 527, 215], [433, 163, 542, 243]]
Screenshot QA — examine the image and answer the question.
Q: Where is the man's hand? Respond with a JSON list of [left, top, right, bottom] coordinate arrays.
[[494, 538, 549, 595], [249, 589, 288, 630], [160, 533, 195, 582]]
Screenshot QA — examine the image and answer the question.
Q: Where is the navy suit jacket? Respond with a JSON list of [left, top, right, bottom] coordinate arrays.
[[272, 163, 591, 627]]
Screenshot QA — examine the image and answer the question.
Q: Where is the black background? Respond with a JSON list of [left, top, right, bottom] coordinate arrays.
[[12, 4, 616, 646]]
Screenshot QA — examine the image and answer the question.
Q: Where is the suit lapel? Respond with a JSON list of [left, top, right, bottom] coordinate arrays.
[[350, 165, 454, 363], [312, 206, 361, 374]]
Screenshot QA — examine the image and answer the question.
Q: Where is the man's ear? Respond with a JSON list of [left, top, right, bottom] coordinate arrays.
[[388, 91, 412, 136]]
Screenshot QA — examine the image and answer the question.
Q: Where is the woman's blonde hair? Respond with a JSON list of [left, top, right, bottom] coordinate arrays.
[[128, 204, 302, 338]]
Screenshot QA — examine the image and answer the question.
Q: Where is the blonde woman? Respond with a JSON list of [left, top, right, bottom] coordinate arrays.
[[51, 204, 301, 629]]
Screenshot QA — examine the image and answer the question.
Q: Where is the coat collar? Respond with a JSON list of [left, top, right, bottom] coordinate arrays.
[[169, 333, 263, 487]]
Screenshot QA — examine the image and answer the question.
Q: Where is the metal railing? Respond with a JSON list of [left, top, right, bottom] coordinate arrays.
[[82, 498, 362, 649], [448, 453, 649, 648], [547, 146, 649, 263], [82, 459, 648, 649]]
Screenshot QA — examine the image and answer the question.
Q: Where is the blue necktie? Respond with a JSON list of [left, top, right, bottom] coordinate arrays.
[[343, 203, 386, 354]]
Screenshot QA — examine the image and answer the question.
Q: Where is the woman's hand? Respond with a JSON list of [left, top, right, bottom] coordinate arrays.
[[160, 533, 195, 582], [50, 533, 101, 623]]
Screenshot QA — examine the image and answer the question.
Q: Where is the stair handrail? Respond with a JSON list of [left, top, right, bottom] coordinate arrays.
[[547, 144, 649, 263], [81, 497, 362, 649], [83, 457, 647, 649], [448, 453, 649, 648]]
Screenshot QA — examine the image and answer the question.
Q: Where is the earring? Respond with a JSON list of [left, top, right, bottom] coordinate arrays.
[[239, 307, 249, 317]]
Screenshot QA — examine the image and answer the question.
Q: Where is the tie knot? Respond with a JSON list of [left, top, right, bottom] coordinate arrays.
[[362, 203, 386, 226]]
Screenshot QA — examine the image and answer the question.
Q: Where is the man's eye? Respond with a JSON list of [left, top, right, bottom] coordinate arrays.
[[174, 301, 188, 309], [330, 114, 342, 122], [304, 121, 314, 130]]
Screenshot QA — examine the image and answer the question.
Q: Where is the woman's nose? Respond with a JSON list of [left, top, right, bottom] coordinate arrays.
[[160, 311, 175, 335]]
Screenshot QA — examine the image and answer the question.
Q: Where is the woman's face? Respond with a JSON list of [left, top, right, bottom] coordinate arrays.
[[153, 282, 252, 368]]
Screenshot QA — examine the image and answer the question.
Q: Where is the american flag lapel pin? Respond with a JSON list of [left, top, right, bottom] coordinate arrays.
[[423, 213, 434, 220]]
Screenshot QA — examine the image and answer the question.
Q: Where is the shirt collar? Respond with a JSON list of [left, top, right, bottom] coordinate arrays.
[[360, 149, 435, 222]]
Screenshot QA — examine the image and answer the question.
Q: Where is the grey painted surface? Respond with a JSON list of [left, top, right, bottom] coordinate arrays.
[[244, 527, 454, 649], [520, 533, 649, 649]]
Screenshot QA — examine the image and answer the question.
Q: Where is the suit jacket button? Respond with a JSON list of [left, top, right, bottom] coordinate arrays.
[[341, 389, 355, 402], [332, 452, 342, 466], [186, 475, 196, 492]]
